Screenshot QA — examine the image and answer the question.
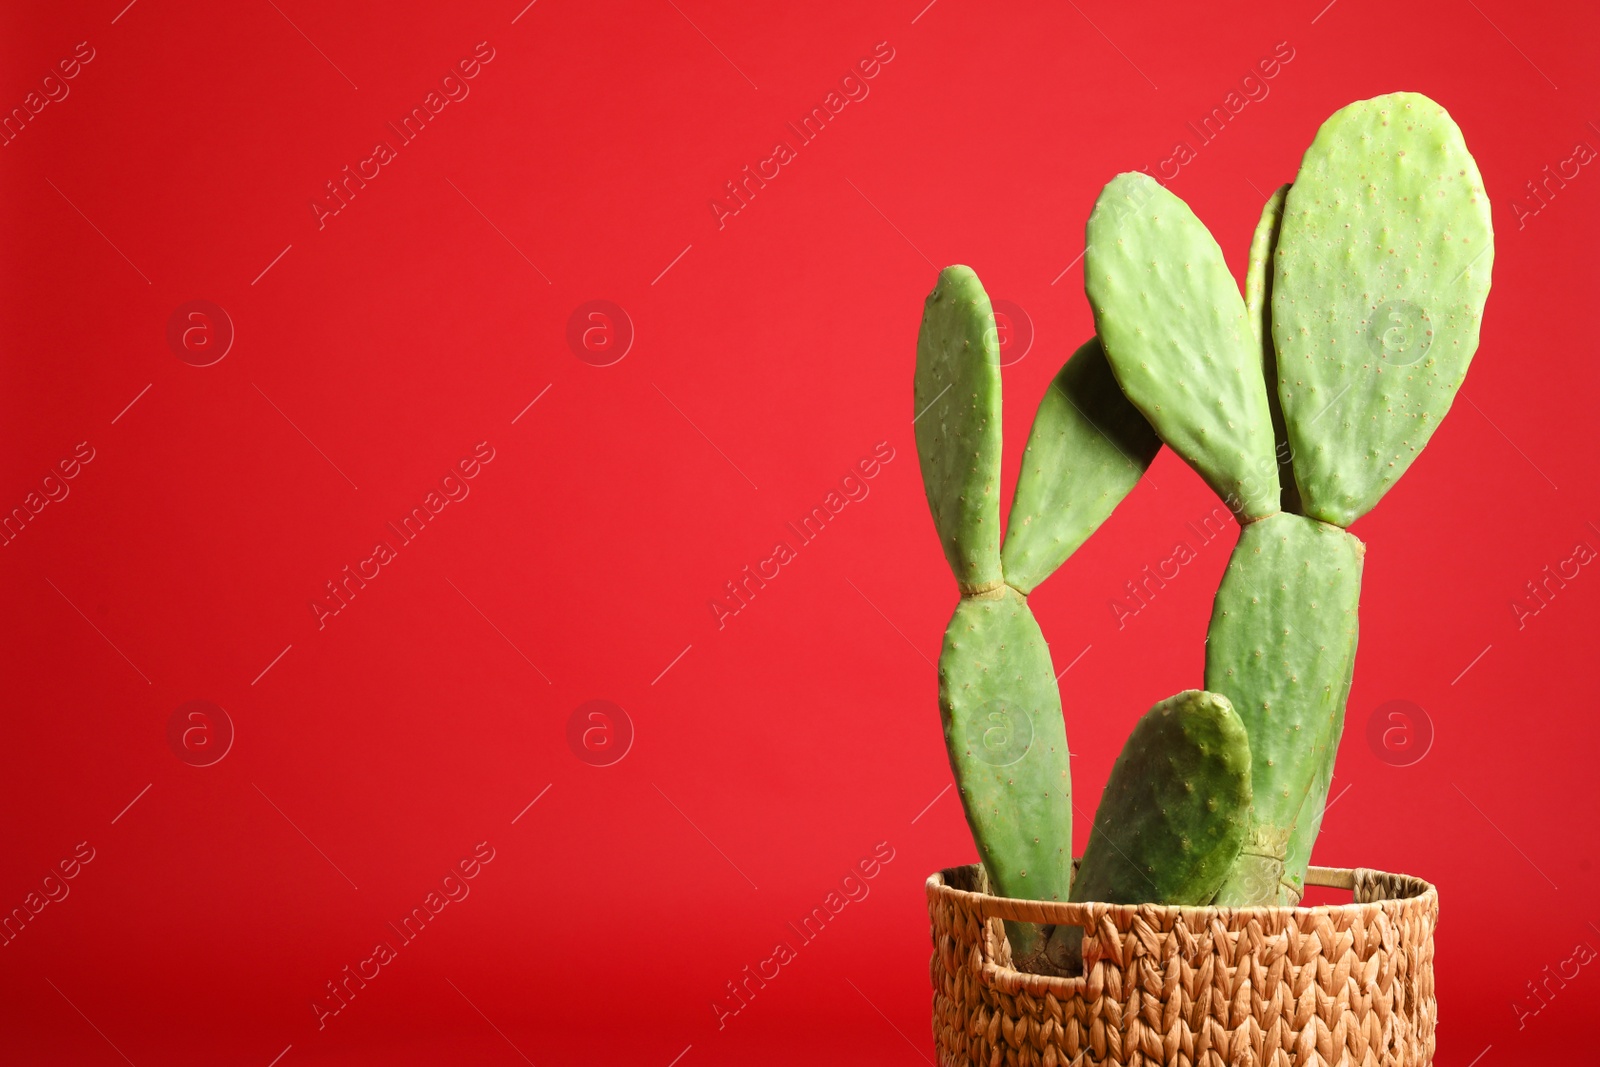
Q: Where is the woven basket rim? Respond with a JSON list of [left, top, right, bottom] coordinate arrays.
[[928, 862, 1439, 998], [925, 862, 1437, 925]]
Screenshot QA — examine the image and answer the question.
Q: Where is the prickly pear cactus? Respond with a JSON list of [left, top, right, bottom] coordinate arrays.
[[1071, 689, 1251, 908], [1001, 337, 1161, 594], [1086, 173, 1280, 520], [1273, 93, 1494, 528], [915, 266, 1071, 972]]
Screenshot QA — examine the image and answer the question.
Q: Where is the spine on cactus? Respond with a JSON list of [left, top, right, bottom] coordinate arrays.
[[915, 267, 1157, 972]]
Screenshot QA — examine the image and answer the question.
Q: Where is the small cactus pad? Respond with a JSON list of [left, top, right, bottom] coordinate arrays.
[[1086, 173, 1281, 520], [915, 266, 1005, 593], [1070, 689, 1251, 908], [1246, 183, 1301, 515], [939, 587, 1072, 967], [1207, 513, 1363, 905], [1000, 337, 1161, 594], [1273, 92, 1494, 527]]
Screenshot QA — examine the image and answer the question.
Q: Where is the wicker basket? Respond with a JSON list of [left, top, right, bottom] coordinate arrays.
[[928, 864, 1438, 1067]]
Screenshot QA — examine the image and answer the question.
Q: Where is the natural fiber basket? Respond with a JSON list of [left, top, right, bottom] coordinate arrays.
[[928, 864, 1438, 1067]]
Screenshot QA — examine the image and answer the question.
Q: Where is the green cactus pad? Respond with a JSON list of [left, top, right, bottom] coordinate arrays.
[[939, 586, 1072, 969], [1281, 637, 1357, 901], [1000, 337, 1161, 594], [1273, 92, 1494, 527], [1070, 689, 1251, 907], [1246, 183, 1301, 515], [1207, 512, 1362, 905], [914, 266, 1005, 593], [1086, 173, 1281, 520]]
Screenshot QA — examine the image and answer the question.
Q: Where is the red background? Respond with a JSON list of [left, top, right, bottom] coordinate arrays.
[[2, 1, 1596, 1063]]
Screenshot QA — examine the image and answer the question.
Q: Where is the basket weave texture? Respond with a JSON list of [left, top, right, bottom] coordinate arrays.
[[928, 864, 1437, 1067]]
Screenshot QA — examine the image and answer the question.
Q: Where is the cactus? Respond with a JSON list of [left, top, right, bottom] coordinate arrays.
[[916, 92, 1489, 924], [915, 270, 1155, 973], [1071, 689, 1251, 906]]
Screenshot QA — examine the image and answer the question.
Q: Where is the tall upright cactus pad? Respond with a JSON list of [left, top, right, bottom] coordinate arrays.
[[1207, 513, 1363, 905], [1001, 338, 1161, 594], [1071, 689, 1251, 908], [914, 266, 1005, 593], [1086, 173, 1280, 520], [915, 265, 1076, 974], [1245, 183, 1300, 515], [1273, 93, 1494, 527], [938, 589, 1073, 969]]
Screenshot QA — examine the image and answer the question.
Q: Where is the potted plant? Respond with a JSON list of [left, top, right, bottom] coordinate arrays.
[[917, 93, 1491, 1066]]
